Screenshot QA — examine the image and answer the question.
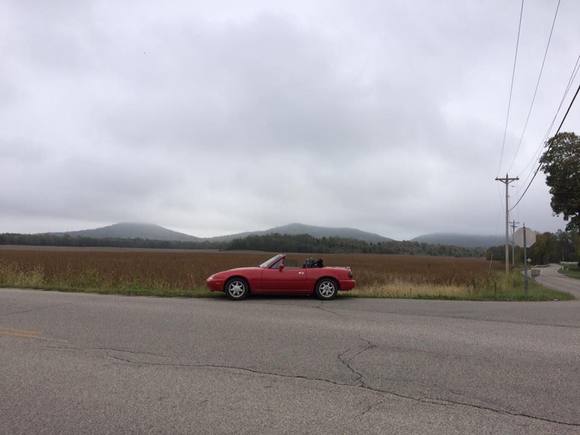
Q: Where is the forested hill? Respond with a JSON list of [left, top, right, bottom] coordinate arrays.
[[227, 234, 484, 256], [52, 222, 200, 242], [413, 233, 504, 249], [0, 232, 484, 257]]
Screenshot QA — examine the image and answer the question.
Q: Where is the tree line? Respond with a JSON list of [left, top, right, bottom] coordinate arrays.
[[0, 232, 483, 257], [0, 233, 227, 250], [486, 230, 580, 265], [227, 233, 484, 256], [3, 230, 578, 262]]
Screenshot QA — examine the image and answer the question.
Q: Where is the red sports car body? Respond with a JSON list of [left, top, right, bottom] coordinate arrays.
[[206, 254, 355, 300]]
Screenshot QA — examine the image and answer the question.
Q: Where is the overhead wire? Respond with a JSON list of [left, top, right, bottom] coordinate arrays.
[[497, 0, 525, 176], [510, 79, 580, 211], [515, 55, 580, 192], [507, 0, 561, 173], [540, 55, 580, 144]]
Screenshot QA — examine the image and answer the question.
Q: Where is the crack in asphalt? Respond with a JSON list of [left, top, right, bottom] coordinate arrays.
[[43, 343, 168, 359], [315, 302, 342, 318], [99, 347, 580, 428], [31, 338, 580, 428], [337, 336, 377, 387], [32, 331, 580, 428], [5, 290, 579, 429], [358, 398, 386, 418], [93, 347, 167, 357], [73, 337, 580, 427]]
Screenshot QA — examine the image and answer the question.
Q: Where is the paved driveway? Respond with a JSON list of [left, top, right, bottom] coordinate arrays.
[[534, 263, 580, 298]]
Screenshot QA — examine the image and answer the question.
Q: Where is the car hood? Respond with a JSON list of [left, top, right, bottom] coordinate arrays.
[[225, 267, 261, 273]]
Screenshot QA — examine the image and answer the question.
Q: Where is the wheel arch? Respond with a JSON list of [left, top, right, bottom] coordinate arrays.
[[224, 275, 252, 293]]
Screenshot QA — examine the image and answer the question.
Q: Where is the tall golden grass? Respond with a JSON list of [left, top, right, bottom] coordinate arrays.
[[0, 247, 570, 300]]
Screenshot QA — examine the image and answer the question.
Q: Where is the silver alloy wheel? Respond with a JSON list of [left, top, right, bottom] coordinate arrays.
[[318, 280, 336, 298], [227, 280, 246, 299]]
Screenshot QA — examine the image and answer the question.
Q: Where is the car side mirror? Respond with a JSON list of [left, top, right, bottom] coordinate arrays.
[[278, 264, 285, 271]]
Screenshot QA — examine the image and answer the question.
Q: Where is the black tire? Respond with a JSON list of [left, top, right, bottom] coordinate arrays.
[[225, 278, 249, 300], [315, 278, 338, 300]]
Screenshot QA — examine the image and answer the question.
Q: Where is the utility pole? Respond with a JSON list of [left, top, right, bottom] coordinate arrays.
[[510, 219, 519, 267], [495, 173, 519, 274], [523, 224, 528, 296]]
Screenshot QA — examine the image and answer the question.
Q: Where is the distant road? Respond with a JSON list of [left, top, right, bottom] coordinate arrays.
[[535, 264, 580, 299], [1, 289, 579, 434]]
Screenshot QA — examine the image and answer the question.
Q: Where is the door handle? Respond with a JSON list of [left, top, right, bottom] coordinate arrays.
[[298, 272, 305, 275]]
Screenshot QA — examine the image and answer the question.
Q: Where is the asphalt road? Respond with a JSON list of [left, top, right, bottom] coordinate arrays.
[[534, 263, 580, 299], [1, 289, 579, 434]]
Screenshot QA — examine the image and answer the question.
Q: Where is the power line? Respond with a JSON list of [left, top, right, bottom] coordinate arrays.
[[507, 0, 561, 172], [541, 56, 580, 144], [497, 0, 525, 176], [510, 79, 580, 211], [554, 80, 580, 135], [511, 163, 542, 212], [511, 81, 580, 210], [514, 55, 580, 191]]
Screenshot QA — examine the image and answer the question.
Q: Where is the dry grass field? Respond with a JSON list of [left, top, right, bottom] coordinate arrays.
[[0, 247, 572, 300]]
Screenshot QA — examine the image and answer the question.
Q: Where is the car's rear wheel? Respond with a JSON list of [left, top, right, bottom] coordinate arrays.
[[315, 278, 338, 300], [225, 278, 249, 300]]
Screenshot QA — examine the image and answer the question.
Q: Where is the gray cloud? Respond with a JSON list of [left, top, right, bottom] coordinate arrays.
[[1, 0, 579, 238]]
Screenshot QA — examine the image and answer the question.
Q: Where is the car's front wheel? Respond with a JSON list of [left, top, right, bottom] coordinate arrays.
[[315, 278, 338, 300], [225, 278, 249, 300]]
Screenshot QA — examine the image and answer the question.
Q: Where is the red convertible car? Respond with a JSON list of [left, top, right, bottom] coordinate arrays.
[[206, 254, 355, 300]]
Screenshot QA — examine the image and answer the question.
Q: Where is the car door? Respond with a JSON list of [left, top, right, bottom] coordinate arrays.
[[260, 261, 307, 292]]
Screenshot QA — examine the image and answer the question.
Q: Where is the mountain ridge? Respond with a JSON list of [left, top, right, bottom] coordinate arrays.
[[46, 222, 391, 244], [412, 233, 504, 248], [49, 222, 201, 242], [45, 223, 504, 248], [207, 223, 392, 243]]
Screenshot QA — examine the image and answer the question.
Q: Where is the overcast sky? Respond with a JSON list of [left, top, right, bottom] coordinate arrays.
[[1, 0, 579, 239]]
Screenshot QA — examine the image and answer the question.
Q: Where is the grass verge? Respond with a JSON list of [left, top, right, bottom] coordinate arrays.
[[345, 277, 572, 301], [0, 263, 215, 298], [0, 263, 573, 301]]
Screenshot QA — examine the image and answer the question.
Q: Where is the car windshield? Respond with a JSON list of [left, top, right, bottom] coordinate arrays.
[[259, 254, 283, 268]]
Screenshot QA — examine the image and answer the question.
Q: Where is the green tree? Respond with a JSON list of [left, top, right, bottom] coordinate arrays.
[[540, 132, 580, 230]]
